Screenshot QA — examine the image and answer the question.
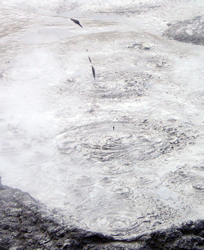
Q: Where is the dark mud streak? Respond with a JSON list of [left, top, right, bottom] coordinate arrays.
[[0, 183, 204, 250]]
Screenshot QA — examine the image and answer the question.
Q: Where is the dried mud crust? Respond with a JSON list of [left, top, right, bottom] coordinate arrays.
[[0, 183, 204, 250], [164, 16, 204, 46]]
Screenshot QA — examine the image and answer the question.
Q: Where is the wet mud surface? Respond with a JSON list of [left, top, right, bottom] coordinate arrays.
[[0, 0, 204, 242]]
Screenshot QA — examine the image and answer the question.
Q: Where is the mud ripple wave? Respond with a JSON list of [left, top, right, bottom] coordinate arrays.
[[76, 191, 179, 237], [162, 166, 204, 201], [189, 90, 204, 107], [54, 120, 196, 164]]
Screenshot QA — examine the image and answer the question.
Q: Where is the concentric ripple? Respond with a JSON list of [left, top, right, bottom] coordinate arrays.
[[74, 190, 181, 238], [54, 120, 195, 165], [55, 121, 169, 164], [189, 91, 204, 107], [162, 166, 204, 202]]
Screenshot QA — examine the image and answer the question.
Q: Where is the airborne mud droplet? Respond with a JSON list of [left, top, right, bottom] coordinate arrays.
[[92, 66, 96, 79], [70, 18, 83, 28]]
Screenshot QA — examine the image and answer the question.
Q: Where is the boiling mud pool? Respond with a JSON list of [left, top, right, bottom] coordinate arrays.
[[0, 0, 204, 238]]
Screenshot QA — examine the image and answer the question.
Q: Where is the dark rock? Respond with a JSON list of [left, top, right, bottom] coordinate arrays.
[[0, 177, 4, 190], [164, 16, 204, 46], [0, 184, 204, 249]]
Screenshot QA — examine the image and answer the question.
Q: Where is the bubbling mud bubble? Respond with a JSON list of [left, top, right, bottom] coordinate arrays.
[[193, 183, 204, 191], [127, 42, 153, 51]]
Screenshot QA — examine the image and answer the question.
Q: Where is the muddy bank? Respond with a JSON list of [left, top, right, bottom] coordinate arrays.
[[1, 184, 204, 250]]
